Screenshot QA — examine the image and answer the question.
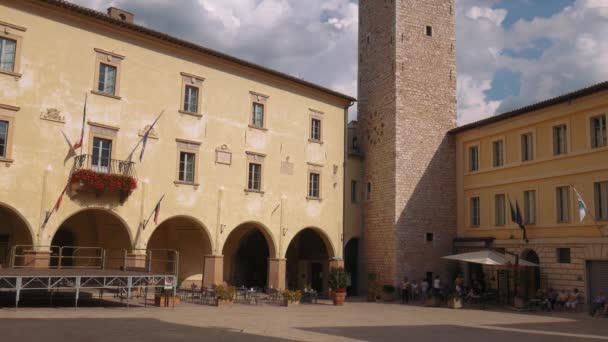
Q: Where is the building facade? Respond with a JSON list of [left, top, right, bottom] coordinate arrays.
[[0, 0, 354, 293], [452, 83, 608, 300], [356, 0, 457, 287]]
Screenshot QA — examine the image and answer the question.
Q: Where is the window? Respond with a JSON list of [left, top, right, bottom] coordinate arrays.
[[0, 120, 7, 158], [308, 172, 320, 198], [311, 118, 322, 141], [521, 132, 534, 161], [0, 37, 16, 72], [183, 85, 199, 113], [97, 63, 117, 95], [557, 248, 571, 264], [248, 163, 262, 191], [591, 115, 607, 148], [425, 232, 434, 242], [351, 180, 358, 203], [252, 103, 264, 128], [468, 145, 479, 171], [366, 182, 371, 200], [495, 194, 506, 226], [180, 73, 204, 115], [524, 190, 536, 225], [92, 49, 123, 98], [553, 125, 568, 155], [470, 197, 480, 227], [426, 26, 433, 36], [91, 137, 112, 173], [492, 140, 504, 167], [556, 186, 570, 223], [595, 181, 608, 220], [178, 152, 195, 183]]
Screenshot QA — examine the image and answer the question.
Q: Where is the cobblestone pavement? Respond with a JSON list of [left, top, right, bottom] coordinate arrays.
[[1, 300, 607, 341]]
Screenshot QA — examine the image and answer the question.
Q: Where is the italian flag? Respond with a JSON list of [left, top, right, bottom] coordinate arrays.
[[573, 187, 588, 223]]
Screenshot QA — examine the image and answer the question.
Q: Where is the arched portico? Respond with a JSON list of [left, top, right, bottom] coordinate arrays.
[[222, 222, 277, 289], [0, 202, 34, 267], [146, 216, 213, 288], [285, 227, 335, 293]]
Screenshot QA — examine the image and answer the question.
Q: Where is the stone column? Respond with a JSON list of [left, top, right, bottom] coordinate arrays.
[[203, 255, 224, 288], [267, 258, 286, 290], [20, 249, 52, 268], [126, 250, 148, 270], [329, 257, 344, 269]]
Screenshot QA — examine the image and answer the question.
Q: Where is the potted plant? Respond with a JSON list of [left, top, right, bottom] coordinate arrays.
[[367, 273, 378, 302], [447, 291, 463, 309], [154, 288, 180, 307], [215, 285, 235, 307], [282, 289, 302, 307], [425, 287, 441, 307], [382, 285, 396, 302], [328, 267, 351, 306]]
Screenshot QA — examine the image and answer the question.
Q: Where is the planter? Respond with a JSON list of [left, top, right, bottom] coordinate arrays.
[[216, 299, 233, 307], [154, 295, 180, 307], [333, 290, 347, 306], [447, 298, 463, 309], [425, 297, 441, 307], [514, 296, 526, 309], [283, 300, 300, 307], [382, 292, 395, 302]]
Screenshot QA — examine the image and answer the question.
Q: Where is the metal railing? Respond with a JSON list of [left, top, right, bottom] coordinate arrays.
[[72, 154, 136, 178]]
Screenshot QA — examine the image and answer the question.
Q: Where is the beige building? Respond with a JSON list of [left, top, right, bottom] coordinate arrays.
[[0, 0, 354, 293], [452, 82, 608, 300]]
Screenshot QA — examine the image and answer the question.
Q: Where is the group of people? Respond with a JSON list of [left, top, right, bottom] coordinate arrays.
[[536, 288, 583, 312], [400, 275, 443, 304]]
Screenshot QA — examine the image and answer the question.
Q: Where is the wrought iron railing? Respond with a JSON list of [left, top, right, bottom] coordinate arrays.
[[72, 154, 137, 178]]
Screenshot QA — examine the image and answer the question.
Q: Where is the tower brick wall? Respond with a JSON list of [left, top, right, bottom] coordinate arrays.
[[358, 0, 457, 286]]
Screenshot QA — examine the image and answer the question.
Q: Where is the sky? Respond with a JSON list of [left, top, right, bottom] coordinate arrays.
[[68, 0, 608, 125]]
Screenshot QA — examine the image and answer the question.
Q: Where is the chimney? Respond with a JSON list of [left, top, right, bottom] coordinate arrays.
[[107, 7, 134, 24]]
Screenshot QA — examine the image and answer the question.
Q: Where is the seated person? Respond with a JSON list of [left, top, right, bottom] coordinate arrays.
[[556, 289, 568, 310], [547, 288, 558, 310], [565, 288, 581, 312], [589, 290, 606, 316]]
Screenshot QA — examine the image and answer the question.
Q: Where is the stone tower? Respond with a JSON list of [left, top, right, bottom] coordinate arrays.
[[358, 0, 457, 286]]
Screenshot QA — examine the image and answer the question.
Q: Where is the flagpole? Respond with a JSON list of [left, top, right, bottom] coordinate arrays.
[[142, 194, 165, 230]]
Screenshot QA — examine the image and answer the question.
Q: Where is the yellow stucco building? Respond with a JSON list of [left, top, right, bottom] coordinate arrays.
[[0, 0, 354, 293], [452, 82, 608, 300]]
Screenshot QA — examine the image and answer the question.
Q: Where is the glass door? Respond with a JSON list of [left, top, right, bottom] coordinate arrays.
[[92, 137, 112, 173]]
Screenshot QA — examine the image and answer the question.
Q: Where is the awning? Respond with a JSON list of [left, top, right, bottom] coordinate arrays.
[[442, 250, 538, 267]]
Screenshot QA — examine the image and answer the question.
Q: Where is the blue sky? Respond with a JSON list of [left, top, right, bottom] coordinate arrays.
[[71, 0, 608, 125]]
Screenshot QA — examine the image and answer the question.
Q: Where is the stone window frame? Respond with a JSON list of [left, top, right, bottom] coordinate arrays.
[[466, 142, 480, 173], [249, 91, 269, 131], [174, 138, 201, 187], [306, 163, 323, 200], [493, 192, 506, 227], [179, 72, 205, 117], [519, 128, 536, 163], [0, 104, 18, 164], [522, 188, 538, 226], [555, 184, 572, 224], [551, 120, 570, 156], [308, 109, 324, 144], [245, 151, 266, 193], [0, 21, 26, 79], [491, 136, 506, 168], [587, 112, 607, 149], [91, 48, 124, 100], [468, 195, 481, 227], [556, 248, 571, 264], [86, 121, 119, 161], [593, 179, 608, 221]]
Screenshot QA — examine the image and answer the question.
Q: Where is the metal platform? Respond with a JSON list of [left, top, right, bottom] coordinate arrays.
[[0, 246, 179, 308]]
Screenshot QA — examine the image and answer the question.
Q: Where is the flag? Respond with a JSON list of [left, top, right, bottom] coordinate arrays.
[[54, 186, 67, 211], [73, 94, 87, 150], [509, 199, 528, 243], [61, 130, 77, 164], [132, 110, 163, 162], [573, 187, 589, 222], [153, 199, 161, 225]]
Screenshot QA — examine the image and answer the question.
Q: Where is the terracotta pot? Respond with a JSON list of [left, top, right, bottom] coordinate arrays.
[[333, 290, 346, 306], [447, 298, 463, 309], [154, 295, 180, 307], [283, 300, 300, 307], [216, 299, 233, 307]]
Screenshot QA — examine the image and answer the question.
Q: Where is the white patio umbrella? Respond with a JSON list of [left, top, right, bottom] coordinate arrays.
[[442, 250, 538, 267]]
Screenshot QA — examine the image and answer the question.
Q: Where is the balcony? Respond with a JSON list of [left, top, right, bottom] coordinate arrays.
[[70, 154, 137, 201]]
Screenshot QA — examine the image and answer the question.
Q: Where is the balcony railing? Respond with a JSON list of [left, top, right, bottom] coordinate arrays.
[[72, 154, 137, 178]]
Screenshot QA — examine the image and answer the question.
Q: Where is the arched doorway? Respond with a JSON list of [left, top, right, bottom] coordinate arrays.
[[51, 209, 131, 269], [285, 228, 333, 294], [222, 223, 275, 289], [520, 249, 541, 299], [147, 216, 212, 288], [0, 203, 33, 267], [344, 238, 359, 296]]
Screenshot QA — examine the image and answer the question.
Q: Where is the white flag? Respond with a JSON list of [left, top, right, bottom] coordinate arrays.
[[573, 187, 588, 222]]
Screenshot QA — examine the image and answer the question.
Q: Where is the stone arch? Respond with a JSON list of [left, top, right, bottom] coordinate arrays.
[[221, 221, 277, 288], [285, 227, 335, 293], [50, 207, 133, 247], [0, 202, 35, 267], [520, 248, 541, 299], [146, 215, 213, 288]]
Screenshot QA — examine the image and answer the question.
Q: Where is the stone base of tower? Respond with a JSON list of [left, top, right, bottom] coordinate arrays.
[[267, 258, 286, 290], [203, 255, 224, 288]]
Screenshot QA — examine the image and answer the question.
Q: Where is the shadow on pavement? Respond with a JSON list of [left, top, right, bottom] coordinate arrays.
[[0, 318, 294, 342], [299, 324, 608, 342]]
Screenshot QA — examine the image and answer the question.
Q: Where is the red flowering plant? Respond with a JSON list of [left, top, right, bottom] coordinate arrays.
[[70, 169, 137, 195]]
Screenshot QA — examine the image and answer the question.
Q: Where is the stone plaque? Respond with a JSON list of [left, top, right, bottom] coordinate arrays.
[[216, 145, 232, 165]]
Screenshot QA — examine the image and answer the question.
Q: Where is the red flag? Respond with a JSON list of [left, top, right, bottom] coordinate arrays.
[[73, 94, 87, 150], [55, 186, 67, 211], [153, 200, 161, 225]]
